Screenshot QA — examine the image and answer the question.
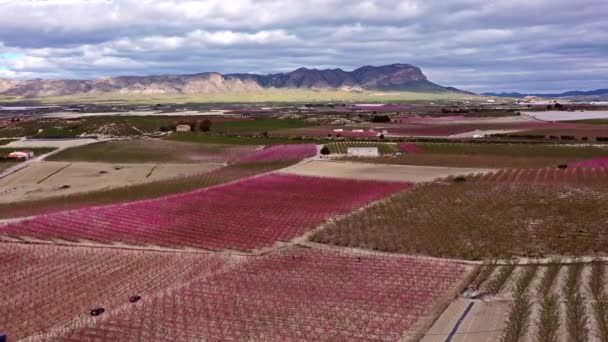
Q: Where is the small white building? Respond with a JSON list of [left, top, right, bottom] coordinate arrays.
[[347, 147, 379, 157], [176, 124, 192, 132]]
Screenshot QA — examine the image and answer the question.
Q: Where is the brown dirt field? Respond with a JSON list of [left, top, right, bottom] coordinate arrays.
[[281, 160, 494, 183], [0, 161, 220, 203]]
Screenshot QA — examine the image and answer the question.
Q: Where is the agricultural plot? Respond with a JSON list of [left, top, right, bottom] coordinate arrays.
[[569, 157, 608, 168], [518, 124, 608, 141], [343, 143, 608, 168], [423, 260, 608, 342], [312, 167, 608, 259], [283, 160, 493, 183], [524, 110, 608, 122], [210, 118, 310, 133], [48, 139, 260, 164], [0, 174, 409, 251], [238, 144, 317, 162], [325, 142, 400, 154], [56, 247, 469, 341], [0, 160, 295, 219], [376, 122, 552, 137], [270, 126, 379, 138], [0, 243, 227, 341], [0, 161, 219, 203]]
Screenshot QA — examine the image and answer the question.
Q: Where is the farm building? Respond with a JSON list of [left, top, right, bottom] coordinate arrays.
[[7, 150, 34, 160], [176, 124, 192, 132], [347, 147, 379, 157]]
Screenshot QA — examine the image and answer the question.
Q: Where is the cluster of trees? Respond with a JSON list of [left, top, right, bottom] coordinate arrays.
[[370, 115, 391, 123]]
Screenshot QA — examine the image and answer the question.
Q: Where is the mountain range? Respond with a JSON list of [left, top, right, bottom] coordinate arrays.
[[483, 89, 608, 99], [0, 64, 468, 97]]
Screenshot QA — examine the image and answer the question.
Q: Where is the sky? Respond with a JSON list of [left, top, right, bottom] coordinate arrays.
[[0, 0, 606, 93]]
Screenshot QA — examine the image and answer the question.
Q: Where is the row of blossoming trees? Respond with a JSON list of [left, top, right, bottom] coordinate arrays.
[[52, 248, 467, 341]]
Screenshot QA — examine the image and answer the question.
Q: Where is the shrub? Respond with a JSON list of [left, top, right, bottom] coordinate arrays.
[[371, 115, 391, 123]]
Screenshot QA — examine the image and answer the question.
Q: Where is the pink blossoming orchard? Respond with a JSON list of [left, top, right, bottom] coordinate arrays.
[[0, 174, 409, 251], [57, 248, 468, 341], [4, 109, 608, 342]]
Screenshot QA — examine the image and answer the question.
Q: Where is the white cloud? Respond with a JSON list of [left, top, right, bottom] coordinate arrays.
[[0, 0, 606, 92]]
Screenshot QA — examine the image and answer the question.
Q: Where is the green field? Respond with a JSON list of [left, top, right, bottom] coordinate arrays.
[[47, 139, 259, 163], [0, 116, 211, 138], [211, 119, 310, 133], [0, 139, 16, 146], [343, 143, 608, 168], [167, 133, 327, 145], [0, 89, 476, 105], [325, 142, 401, 154]]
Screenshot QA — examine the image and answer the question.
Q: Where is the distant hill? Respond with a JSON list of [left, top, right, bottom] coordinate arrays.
[[483, 89, 608, 99], [0, 64, 470, 97]]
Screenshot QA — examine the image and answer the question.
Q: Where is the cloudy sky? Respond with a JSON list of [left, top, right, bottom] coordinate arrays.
[[0, 0, 606, 93]]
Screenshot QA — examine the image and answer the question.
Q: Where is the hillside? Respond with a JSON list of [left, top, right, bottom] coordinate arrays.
[[0, 64, 469, 97], [484, 88, 608, 100]]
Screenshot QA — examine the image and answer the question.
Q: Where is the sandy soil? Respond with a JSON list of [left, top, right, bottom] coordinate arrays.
[[281, 160, 494, 183], [422, 263, 606, 341], [523, 110, 608, 122], [4, 138, 104, 149], [447, 129, 526, 138], [0, 161, 220, 203]]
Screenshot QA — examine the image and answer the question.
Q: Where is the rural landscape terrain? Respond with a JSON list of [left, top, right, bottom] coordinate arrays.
[[2, 64, 608, 340]]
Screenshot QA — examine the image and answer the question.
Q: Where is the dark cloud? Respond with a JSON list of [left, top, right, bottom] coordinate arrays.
[[0, 0, 606, 92]]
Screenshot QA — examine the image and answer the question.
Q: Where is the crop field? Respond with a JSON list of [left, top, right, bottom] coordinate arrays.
[[238, 144, 317, 162], [48, 139, 261, 163], [519, 124, 608, 141], [325, 142, 401, 154], [424, 260, 608, 342], [399, 143, 425, 153], [0, 243, 227, 340], [0, 174, 409, 251], [0, 115, 258, 138], [378, 122, 553, 137], [167, 132, 328, 145], [210, 118, 310, 133], [0, 160, 296, 219], [312, 167, 608, 259], [569, 157, 608, 168], [271, 126, 380, 138], [0, 161, 219, 204], [343, 143, 608, 168], [55, 247, 468, 341], [284, 160, 493, 183]]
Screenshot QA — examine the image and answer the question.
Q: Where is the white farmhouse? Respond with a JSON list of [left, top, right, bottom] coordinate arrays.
[[176, 124, 192, 132], [347, 147, 379, 157]]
